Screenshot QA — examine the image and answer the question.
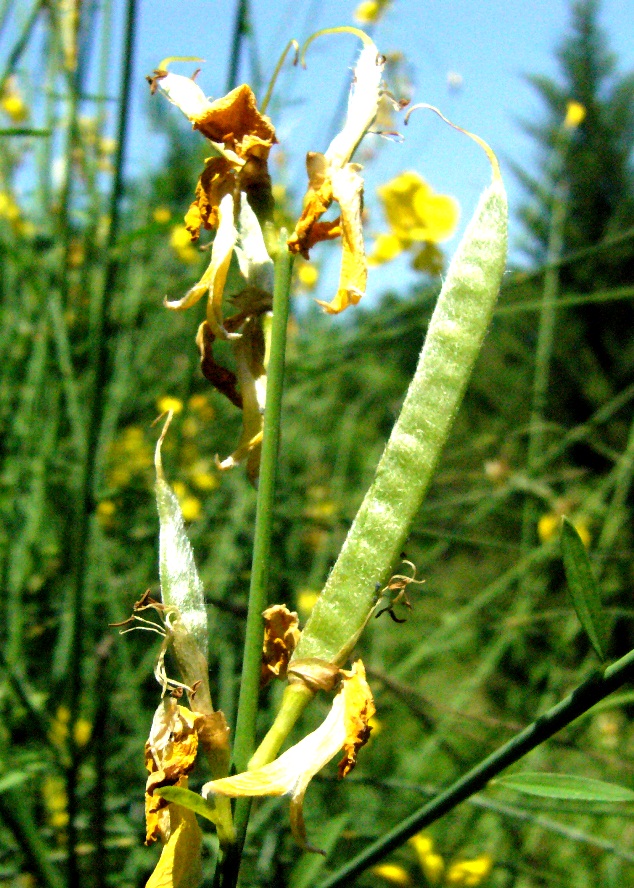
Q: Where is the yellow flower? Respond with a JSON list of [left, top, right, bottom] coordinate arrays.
[[369, 171, 459, 267], [354, 0, 392, 24], [154, 206, 172, 224], [288, 41, 385, 314], [297, 589, 320, 613], [169, 225, 199, 264], [73, 719, 92, 747], [42, 776, 68, 830], [297, 262, 319, 290], [372, 862, 411, 885], [445, 854, 493, 887], [564, 101, 586, 129], [1, 76, 28, 122], [537, 512, 590, 548], [203, 661, 375, 850], [157, 396, 184, 415], [410, 833, 445, 885]]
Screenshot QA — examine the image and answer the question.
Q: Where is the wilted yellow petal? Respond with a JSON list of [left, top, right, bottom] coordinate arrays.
[[203, 660, 374, 850], [145, 805, 203, 888], [315, 165, 366, 314], [145, 700, 204, 844]]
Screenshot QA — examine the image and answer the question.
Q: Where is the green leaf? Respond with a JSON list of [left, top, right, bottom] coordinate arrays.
[[561, 516, 609, 662], [0, 771, 31, 793], [0, 128, 51, 137], [496, 772, 634, 803], [155, 786, 219, 824]]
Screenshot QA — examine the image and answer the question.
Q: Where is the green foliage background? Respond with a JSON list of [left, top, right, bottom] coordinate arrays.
[[2, 1, 634, 886]]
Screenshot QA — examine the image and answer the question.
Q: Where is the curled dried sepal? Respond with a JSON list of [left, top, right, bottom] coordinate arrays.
[[155, 414, 211, 709], [261, 604, 301, 687], [202, 661, 374, 851], [288, 37, 384, 314]]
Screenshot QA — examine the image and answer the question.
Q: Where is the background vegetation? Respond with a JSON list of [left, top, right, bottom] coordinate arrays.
[[2, 0, 634, 886]]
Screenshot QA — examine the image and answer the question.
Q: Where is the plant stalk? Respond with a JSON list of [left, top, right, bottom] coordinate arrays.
[[219, 244, 294, 886]]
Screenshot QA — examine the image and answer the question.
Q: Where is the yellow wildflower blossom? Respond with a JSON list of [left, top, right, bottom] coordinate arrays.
[[73, 718, 92, 747], [157, 396, 184, 415], [410, 833, 445, 885], [372, 862, 411, 885], [297, 589, 320, 613], [42, 775, 69, 830], [564, 100, 586, 129], [445, 854, 493, 886], [154, 206, 172, 224], [203, 660, 375, 850], [1, 76, 28, 122], [369, 171, 459, 269], [297, 262, 319, 290], [288, 40, 384, 313], [169, 225, 199, 263], [354, 0, 392, 24]]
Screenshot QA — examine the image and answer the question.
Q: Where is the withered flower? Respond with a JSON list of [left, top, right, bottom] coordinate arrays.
[[288, 41, 384, 313], [202, 661, 375, 851]]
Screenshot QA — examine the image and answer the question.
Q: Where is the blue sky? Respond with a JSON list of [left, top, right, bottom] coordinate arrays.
[[5, 0, 634, 302], [130, 0, 634, 299]]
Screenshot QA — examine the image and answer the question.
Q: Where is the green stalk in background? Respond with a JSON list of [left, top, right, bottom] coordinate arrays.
[[317, 646, 634, 888], [218, 243, 294, 886]]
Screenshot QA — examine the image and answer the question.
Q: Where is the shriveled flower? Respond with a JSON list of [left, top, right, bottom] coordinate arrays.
[[288, 40, 384, 313], [144, 698, 204, 845], [369, 170, 459, 272], [202, 660, 375, 850], [148, 63, 275, 341], [260, 604, 301, 687]]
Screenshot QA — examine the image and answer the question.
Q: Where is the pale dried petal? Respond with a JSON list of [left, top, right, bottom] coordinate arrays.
[[325, 43, 384, 168], [156, 72, 213, 122]]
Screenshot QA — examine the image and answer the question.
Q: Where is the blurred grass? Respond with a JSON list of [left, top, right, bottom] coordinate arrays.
[[1, 1, 634, 887]]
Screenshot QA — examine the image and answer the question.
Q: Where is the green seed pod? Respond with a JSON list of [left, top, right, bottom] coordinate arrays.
[[155, 414, 212, 712], [293, 126, 508, 667]]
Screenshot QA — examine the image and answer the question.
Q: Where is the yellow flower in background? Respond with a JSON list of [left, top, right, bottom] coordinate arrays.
[[369, 171, 459, 270], [445, 854, 493, 887], [564, 100, 586, 129], [1, 76, 28, 122], [296, 262, 319, 290], [74, 718, 92, 747], [42, 776, 69, 830], [153, 206, 172, 224], [297, 589, 320, 613], [537, 512, 590, 548], [169, 225, 199, 264], [157, 396, 184, 415], [410, 833, 445, 885], [354, 0, 392, 24], [171, 481, 202, 522], [372, 862, 411, 885]]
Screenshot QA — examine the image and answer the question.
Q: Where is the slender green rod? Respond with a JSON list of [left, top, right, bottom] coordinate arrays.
[[64, 0, 138, 884], [220, 245, 294, 887], [226, 0, 249, 92], [317, 647, 634, 888], [0, 791, 64, 888]]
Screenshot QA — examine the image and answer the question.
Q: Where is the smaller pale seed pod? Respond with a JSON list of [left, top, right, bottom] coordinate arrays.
[[155, 413, 212, 713]]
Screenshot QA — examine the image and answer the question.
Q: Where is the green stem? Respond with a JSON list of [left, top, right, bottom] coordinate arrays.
[[220, 244, 294, 885], [0, 790, 64, 888], [317, 647, 634, 888], [64, 1, 137, 883], [226, 0, 249, 92]]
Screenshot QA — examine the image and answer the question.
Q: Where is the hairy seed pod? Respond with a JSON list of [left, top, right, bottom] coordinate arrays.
[[293, 141, 508, 666]]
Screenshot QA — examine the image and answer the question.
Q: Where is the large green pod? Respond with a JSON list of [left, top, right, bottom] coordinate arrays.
[[293, 151, 508, 667]]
